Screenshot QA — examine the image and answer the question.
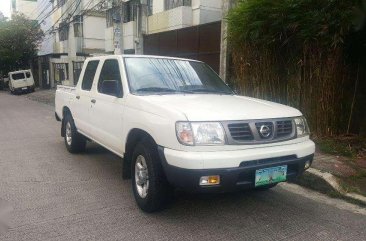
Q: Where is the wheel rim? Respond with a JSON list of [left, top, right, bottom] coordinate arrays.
[[65, 122, 72, 146], [135, 155, 149, 198]]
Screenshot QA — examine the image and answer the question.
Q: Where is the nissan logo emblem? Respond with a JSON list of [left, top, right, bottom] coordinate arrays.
[[259, 125, 272, 138]]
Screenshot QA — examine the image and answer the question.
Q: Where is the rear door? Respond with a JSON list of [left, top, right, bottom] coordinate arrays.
[[73, 60, 100, 137], [89, 58, 125, 154], [10, 72, 25, 88], [25, 71, 35, 86]]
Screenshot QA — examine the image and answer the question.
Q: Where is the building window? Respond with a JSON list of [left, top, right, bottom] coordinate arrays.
[[122, 0, 137, 23], [53, 63, 69, 85], [73, 61, 84, 84], [106, 7, 121, 28], [73, 15, 83, 37], [59, 21, 69, 41], [165, 0, 191, 10], [147, 0, 153, 16]]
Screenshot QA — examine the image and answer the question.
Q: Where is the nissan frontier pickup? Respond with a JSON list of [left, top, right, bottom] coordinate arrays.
[[55, 55, 315, 212]]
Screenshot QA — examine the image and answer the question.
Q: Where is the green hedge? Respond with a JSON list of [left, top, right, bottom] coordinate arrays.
[[226, 0, 366, 136]]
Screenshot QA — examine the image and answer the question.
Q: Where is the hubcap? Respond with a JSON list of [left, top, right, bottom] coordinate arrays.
[[65, 122, 72, 146], [135, 155, 149, 198]]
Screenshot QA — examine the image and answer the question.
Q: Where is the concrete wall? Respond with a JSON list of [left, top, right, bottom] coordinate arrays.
[[192, 0, 222, 25], [123, 21, 137, 50], [105, 27, 114, 53]]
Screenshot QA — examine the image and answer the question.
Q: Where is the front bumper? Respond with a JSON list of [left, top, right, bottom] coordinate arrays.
[[158, 140, 315, 192]]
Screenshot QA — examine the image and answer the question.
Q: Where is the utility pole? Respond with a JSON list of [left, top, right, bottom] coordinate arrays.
[[136, 0, 148, 55], [114, 0, 123, 55], [219, 0, 236, 82]]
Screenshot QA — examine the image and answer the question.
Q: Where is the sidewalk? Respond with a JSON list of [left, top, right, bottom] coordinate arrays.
[[24, 88, 56, 106], [298, 149, 366, 205]]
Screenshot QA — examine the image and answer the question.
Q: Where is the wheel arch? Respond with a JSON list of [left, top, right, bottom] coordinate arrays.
[[123, 128, 157, 180], [61, 106, 72, 137]]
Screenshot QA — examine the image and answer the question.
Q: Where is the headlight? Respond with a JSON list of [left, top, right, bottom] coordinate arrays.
[[176, 122, 225, 146], [294, 117, 310, 137]]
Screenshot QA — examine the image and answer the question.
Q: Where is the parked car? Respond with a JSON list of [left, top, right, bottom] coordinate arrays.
[[8, 69, 35, 94], [55, 55, 315, 212]]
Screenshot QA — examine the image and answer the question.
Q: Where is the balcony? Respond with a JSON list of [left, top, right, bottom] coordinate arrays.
[[148, 6, 193, 34]]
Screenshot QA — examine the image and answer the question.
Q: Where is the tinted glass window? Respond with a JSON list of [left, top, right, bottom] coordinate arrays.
[[82, 60, 99, 91], [25, 72, 31, 78], [12, 73, 25, 80], [124, 57, 233, 95], [98, 59, 122, 97]]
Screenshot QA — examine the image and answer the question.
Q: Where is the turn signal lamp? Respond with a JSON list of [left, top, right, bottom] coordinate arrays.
[[200, 175, 220, 186]]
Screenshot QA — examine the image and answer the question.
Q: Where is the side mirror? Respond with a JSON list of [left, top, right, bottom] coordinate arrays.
[[101, 80, 123, 98]]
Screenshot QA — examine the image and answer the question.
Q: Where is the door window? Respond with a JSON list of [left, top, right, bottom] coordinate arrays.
[[81, 60, 99, 91], [97, 59, 122, 97]]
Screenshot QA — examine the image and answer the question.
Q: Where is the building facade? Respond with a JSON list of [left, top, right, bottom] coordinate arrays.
[[11, 0, 38, 20], [36, 0, 223, 88]]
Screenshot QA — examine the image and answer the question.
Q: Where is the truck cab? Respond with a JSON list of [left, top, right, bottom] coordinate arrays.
[[8, 69, 35, 94], [55, 55, 315, 212]]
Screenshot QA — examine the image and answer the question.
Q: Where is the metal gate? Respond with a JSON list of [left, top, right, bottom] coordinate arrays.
[[143, 21, 221, 73]]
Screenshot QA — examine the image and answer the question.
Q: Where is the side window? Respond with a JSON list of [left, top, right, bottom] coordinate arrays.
[[25, 72, 31, 78], [81, 60, 99, 91], [98, 59, 123, 97]]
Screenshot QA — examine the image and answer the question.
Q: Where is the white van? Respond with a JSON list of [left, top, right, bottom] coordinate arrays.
[[8, 70, 35, 94]]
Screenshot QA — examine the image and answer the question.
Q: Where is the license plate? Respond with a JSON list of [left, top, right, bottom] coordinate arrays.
[[22, 87, 27, 90], [255, 165, 287, 187]]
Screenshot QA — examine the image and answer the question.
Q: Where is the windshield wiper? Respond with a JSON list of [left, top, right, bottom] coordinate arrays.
[[190, 88, 233, 95], [135, 87, 193, 94]]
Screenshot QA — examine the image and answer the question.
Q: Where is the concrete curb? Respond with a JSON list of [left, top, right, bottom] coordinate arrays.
[[306, 168, 366, 205]]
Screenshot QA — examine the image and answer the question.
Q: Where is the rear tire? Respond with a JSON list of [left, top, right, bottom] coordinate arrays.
[[63, 114, 86, 153], [131, 138, 172, 212]]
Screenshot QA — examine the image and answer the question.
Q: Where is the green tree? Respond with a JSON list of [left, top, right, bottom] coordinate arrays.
[[0, 13, 44, 76]]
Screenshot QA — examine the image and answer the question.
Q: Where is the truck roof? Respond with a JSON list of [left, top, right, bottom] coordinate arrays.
[[86, 54, 203, 63], [9, 69, 31, 74]]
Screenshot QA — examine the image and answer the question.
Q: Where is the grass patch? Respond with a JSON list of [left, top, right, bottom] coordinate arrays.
[[314, 136, 366, 158]]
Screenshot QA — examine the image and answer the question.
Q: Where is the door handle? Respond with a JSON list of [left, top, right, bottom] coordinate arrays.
[[76, 95, 80, 99], [91, 99, 96, 104]]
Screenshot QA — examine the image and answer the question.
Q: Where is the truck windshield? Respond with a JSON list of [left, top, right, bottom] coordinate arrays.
[[12, 73, 25, 80], [124, 57, 233, 95]]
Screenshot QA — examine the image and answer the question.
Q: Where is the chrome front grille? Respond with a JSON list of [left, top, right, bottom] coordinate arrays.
[[223, 118, 295, 145], [276, 120, 293, 138], [227, 123, 254, 141]]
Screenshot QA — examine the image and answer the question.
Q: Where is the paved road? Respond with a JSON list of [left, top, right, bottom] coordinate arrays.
[[0, 91, 365, 241]]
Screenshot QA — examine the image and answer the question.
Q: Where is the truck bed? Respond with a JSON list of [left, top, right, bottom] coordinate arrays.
[[55, 85, 77, 119]]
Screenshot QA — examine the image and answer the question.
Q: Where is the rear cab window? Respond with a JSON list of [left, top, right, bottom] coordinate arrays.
[[12, 73, 25, 80], [81, 60, 99, 91]]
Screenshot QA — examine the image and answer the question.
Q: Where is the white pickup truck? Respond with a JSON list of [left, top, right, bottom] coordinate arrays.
[[55, 55, 315, 212]]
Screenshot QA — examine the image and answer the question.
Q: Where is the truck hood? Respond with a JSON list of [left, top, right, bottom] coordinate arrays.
[[138, 94, 302, 121]]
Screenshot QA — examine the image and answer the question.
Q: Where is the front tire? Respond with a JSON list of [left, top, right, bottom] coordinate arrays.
[[131, 138, 172, 212], [63, 114, 86, 153]]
